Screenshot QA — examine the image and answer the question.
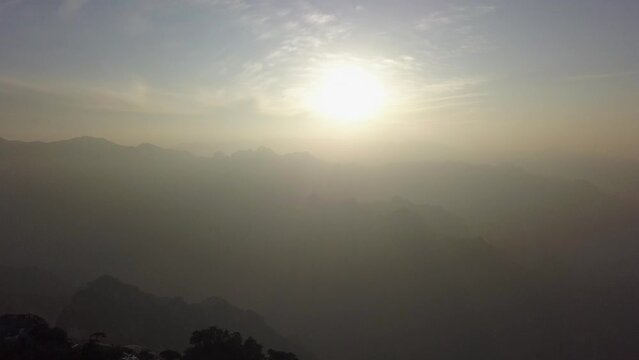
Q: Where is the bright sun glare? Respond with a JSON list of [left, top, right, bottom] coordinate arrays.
[[307, 64, 386, 123]]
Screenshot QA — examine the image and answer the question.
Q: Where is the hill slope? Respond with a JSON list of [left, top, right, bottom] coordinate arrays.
[[57, 275, 313, 358]]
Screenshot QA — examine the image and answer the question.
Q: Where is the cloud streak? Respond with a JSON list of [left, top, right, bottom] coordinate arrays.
[[0, 0, 497, 122], [562, 71, 638, 82]]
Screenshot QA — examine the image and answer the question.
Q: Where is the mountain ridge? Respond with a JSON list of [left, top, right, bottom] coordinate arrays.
[[1, 136, 638, 359], [56, 274, 314, 358]]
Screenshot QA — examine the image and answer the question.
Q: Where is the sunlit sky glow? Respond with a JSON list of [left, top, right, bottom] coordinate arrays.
[[0, 0, 638, 158], [306, 63, 386, 122]]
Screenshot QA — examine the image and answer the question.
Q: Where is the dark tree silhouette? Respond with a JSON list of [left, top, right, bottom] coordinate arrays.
[[160, 349, 183, 360], [139, 350, 157, 360], [0, 313, 300, 360], [90, 332, 107, 343], [267, 349, 299, 360], [184, 327, 246, 360], [182, 326, 299, 360], [243, 337, 264, 360], [0, 314, 71, 360]]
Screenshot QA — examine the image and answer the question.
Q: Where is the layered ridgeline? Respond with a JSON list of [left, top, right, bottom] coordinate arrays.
[[0, 269, 312, 359], [1, 137, 638, 359], [56, 275, 313, 358]]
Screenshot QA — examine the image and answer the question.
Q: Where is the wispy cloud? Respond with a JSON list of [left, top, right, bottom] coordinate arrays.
[[305, 13, 336, 25], [183, 1, 352, 115], [392, 76, 488, 114], [0, 0, 497, 121], [57, 0, 90, 19], [562, 71, 638, 82], [0, 76, 217, 116], [416, 5, 495, 32], [198, 2, 494, 117]]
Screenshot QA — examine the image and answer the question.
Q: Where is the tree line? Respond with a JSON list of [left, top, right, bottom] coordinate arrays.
[[0, 314, 299, 360]]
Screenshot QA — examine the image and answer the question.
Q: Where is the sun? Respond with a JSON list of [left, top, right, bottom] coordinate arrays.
[[307, 64, 386, 123]]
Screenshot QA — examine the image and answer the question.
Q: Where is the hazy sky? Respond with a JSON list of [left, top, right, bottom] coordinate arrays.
[[0, 0, 638, 160]]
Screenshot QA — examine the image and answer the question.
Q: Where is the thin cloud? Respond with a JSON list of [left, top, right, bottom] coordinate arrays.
[[0, 76, 210, 116], [305, 13, 336, 25], [58, 0, 90, 19], [563, 71, 638, 82], [0, 0, 495, 121], [416, 5, 495, 32]]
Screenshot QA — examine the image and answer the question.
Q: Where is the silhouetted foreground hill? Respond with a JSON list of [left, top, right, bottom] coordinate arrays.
[[1, 137, 638, 360], [56, 275, 313, 359], [1, 313, 300, 360]]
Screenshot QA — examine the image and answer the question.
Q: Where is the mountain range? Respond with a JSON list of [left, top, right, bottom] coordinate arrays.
[[1, 137, 638, 359]]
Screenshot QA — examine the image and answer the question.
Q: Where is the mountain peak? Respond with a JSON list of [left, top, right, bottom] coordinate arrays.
[[56, 276, 314, 358], [137, 143, 161, 150], [78, 275, 145, 299], [56, 136, 115, 146], [90, 274, 125, 286]]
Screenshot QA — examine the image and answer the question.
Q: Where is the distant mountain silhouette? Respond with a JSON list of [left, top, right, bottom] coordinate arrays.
[[56, 275, 313, 359], [1, 137, 638, 360], [519, 152, 639, 201]]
